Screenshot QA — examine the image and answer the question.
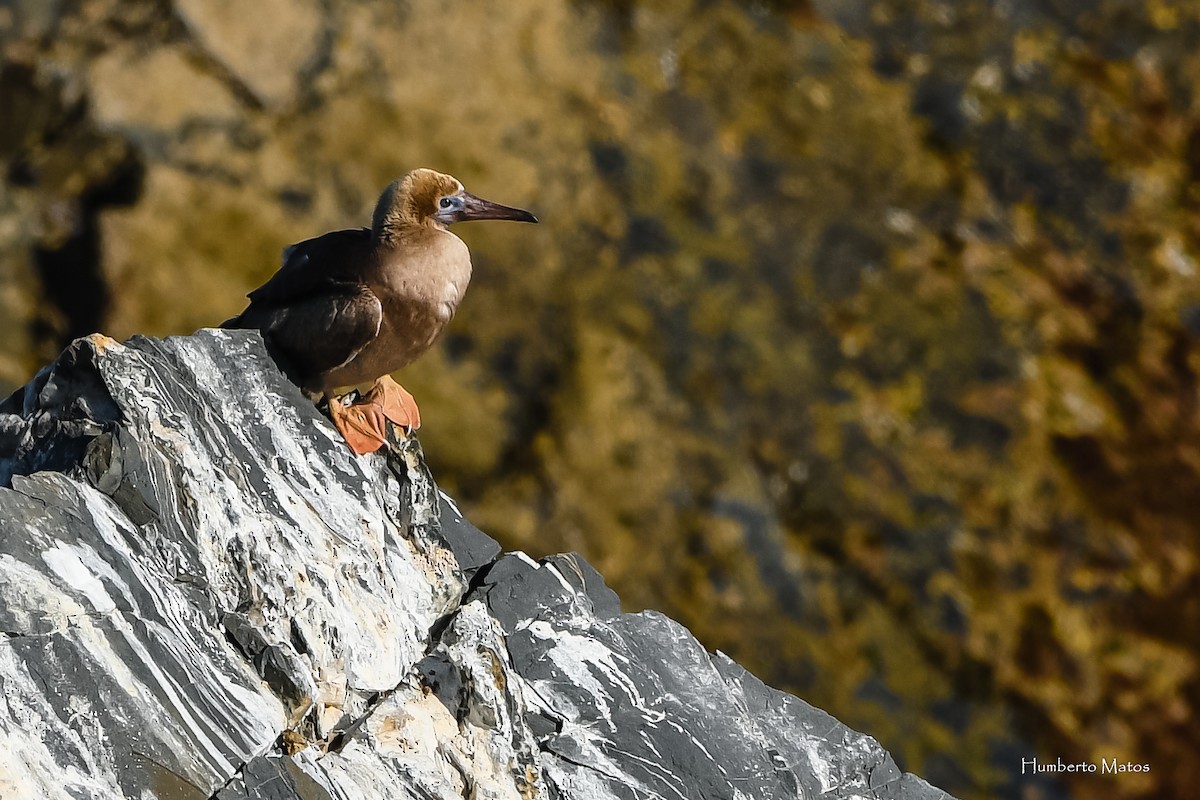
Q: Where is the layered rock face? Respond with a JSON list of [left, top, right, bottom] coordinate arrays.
[[0, 330, 951, 800]]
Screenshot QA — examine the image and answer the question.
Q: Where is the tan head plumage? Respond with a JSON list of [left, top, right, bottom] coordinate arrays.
[[372, 168, 537, 242], [372, 169, 463, 237]]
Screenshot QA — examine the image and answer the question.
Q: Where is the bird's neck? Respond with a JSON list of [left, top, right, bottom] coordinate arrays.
[[373, 216, 446, 249], [372, 180, 440, 245]]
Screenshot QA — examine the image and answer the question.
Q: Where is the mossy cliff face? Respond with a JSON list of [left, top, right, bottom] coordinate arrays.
[[3, 2, 1199, 798]]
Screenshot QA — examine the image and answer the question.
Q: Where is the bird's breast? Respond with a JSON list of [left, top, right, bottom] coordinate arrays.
[[376, 232, 472, 311], [325, 231, 472, 385], [437, 276, 467, 321]]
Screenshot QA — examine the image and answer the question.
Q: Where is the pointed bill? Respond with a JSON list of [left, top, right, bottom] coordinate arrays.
[[459, 192, 538, 223]]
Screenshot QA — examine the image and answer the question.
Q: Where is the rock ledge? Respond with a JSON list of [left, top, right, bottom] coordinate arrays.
[[0, 330, 952, 800]]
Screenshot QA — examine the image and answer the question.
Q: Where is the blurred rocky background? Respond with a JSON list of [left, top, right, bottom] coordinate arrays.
[[1, 1, 1197, 798]]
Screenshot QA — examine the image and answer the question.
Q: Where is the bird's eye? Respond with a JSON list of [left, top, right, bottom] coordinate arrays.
[[439, 197, 453, 209]]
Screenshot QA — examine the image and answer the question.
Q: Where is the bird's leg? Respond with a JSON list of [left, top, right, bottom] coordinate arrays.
[[324, 376, 421, 456]]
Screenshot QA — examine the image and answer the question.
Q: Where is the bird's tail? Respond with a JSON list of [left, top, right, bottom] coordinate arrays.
[[219, 314, 243, 329]]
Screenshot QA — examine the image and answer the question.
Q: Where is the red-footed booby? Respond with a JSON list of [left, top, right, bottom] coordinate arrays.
[[223, 169, 537, 454]]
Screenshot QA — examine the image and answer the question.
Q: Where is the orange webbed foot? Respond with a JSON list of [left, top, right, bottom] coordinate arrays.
[[325, 376, 421, 455], [361, 375, 421, 433], [327, 393, 388, 455]]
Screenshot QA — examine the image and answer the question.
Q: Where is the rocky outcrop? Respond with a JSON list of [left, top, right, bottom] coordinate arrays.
[[0, 330, 952, 800]]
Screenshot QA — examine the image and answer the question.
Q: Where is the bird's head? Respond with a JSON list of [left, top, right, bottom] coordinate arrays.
[[374, 168, 538, 237]]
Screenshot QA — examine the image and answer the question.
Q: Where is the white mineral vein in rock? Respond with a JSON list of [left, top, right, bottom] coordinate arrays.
[[41, 544, 116, 614], [1, 329, 953, 800]]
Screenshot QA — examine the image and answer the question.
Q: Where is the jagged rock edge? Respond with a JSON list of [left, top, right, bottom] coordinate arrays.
[[0, 331, 953, 800]]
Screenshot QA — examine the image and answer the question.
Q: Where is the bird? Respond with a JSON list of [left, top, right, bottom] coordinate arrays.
[[222, 168, 537, 454]]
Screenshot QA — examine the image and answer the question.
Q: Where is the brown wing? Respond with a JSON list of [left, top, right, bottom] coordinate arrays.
[[246, 228, 372, 306], [236, 287, 382, 391], [224, 228, 381, 390]]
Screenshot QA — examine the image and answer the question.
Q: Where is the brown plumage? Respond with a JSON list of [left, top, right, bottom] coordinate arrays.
[[223, 168, 537, 453]]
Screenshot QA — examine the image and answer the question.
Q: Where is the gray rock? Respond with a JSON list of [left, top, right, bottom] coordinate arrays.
[[0, 329, 953, 799]]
